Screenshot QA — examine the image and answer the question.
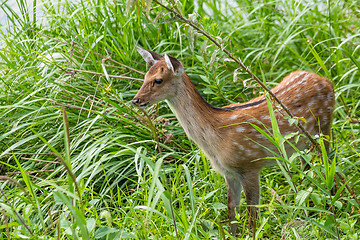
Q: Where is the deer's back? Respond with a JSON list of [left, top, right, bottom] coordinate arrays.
[[217, 71, 335, 172]]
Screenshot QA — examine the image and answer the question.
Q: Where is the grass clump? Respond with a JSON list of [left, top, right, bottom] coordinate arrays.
[[1, 0, 360, 239]]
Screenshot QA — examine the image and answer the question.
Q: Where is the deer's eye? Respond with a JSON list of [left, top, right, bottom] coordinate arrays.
[[154, 79, 163, 85]]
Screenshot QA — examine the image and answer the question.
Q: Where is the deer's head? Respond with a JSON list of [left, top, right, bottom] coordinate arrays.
[[132, 47, 184, 107]]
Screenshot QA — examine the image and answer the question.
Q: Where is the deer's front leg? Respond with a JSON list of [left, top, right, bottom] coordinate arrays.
[[225, 174, 242, 236], [240, 170, 260, 235]]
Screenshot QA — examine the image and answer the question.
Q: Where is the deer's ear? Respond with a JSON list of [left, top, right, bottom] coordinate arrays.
[[136, 46, 163, 66], [164, 54, 174, 72], [164, 54, 184, 76]]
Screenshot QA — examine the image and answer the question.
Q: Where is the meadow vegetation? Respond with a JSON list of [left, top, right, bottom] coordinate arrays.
[[0, 0, 359, 239]]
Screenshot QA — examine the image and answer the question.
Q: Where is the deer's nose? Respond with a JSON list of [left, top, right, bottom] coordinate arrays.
[[132, 98, 140, 105]]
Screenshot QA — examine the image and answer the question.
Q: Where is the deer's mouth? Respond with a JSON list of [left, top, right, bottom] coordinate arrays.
[[132, 97, 149, 108], [139, 103, 148, 108]]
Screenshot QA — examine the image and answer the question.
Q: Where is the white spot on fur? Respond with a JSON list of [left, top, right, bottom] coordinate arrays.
[[253, 145, 262, 149], [327, 92, 333, 101], [245, 149, 253, 156], [261, 115, 270, 121], [288, 72, 296, 78], [306, 117, 315, 125], [278, 120, 285, 126], [288, 72, 308, 87], [298, 73, 309, 84], [287, 83, 298, 91], [305, 119, 315, 130], [237, 127, 245, 133], [230, 115, 238, 120], [317, 87, 323, 94], [293, 108, 303, 115], [233, 142, 245, 151], [307, 100, 318, 108], [256, 133, 265, 139]]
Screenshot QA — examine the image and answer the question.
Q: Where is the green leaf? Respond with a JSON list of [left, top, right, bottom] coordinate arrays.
[[94, 227, 120, 238]]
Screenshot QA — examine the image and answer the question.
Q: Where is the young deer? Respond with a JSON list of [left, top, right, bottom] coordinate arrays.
[[132, 47, 335, 235]]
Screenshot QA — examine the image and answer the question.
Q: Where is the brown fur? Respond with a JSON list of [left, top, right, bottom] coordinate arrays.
[[133, 48, 335, 236]]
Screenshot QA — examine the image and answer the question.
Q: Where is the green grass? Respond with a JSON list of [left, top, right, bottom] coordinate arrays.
[[0, 0, 360, 239]]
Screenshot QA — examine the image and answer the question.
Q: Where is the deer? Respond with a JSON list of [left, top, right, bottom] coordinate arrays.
[[132, 46, 335, 236]]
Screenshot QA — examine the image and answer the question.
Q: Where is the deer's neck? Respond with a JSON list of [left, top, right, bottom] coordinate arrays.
[[167, 75, 222, 151]]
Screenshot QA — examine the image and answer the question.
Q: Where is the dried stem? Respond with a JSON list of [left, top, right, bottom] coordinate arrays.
[[0, 188, 33, 235], [66, 68, 144, 81], [6, 170, 55, 175]]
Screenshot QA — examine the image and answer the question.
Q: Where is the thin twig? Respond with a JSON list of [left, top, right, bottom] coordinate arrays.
[[66, 68, 144, 81], [168, 196, 179, 239], [31, 95, 95, 112], [4, 152, 60, 155], [6, 170, 55, 175], [20, 158, 60, 164], [102, 57, 145, 75]]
